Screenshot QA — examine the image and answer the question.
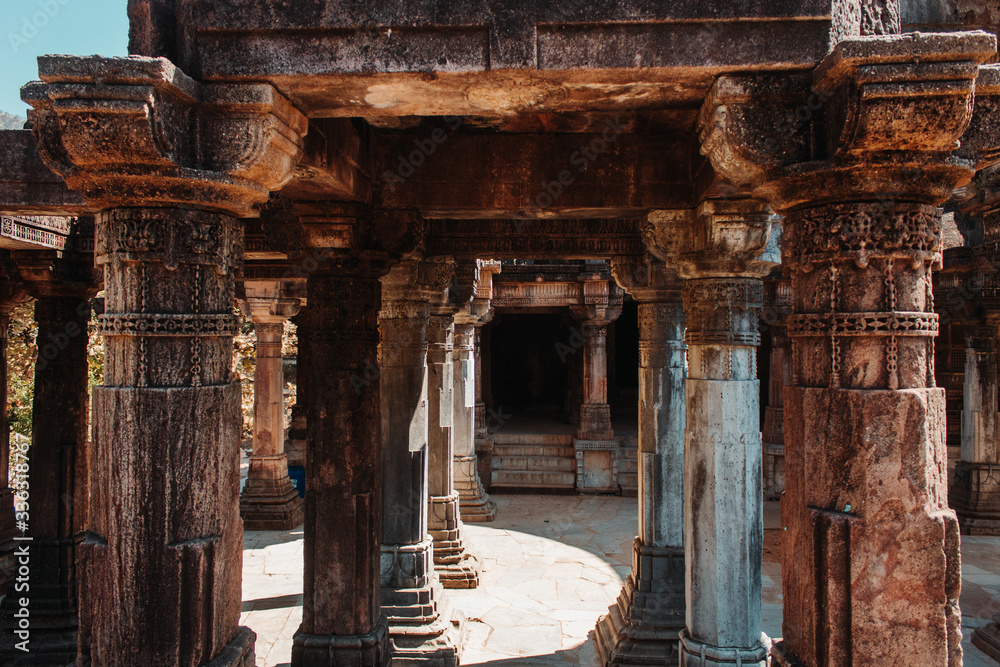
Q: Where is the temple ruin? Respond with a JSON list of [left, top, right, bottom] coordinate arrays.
[[0, 0, 999, 665]]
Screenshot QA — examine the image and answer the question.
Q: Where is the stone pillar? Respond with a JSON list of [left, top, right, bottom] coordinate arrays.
[[695, 34, 998, 666], [642, 201, 778, 667], [286, 309, 310, 470], [293, 256, 391, 665], [597, 258, 687, 665], [454, 260, 499, 523], [240, 288, 304, 531], [379, 258, 465, 663], [950, 324, 1000, 534], [0, 279, 25, 592], [0, 256, 95, 663], [23, 56, 307, 666], [473, 326, 495, 495], [762, 276, 792, 500], [427, 302, 480, 589], [572, 278, 623, 494]]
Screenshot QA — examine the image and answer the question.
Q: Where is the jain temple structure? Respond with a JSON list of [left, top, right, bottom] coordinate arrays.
[[4, 0, 1000, 665]]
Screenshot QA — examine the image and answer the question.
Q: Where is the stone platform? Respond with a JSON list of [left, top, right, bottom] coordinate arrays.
[[236, 497, 1000, 666]]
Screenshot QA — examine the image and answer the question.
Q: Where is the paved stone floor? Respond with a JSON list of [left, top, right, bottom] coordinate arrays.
[[240, 495, 1000, 666]]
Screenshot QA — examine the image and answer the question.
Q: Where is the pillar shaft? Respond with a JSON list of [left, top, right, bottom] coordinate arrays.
[[680, 277, 767, 667], [454, 322, 495, 522], [596, 292, 687, 665], [240, 305, 304, 531], [578, 323, 614, 441], [762, 295, 792, 500], [427, 313, 479, 589], [0, 291, 92, 663], [380, 263, 465, 663], [81, 208, 251, 666], [293, 260, 390, 665], [474, 326, 495, 491]]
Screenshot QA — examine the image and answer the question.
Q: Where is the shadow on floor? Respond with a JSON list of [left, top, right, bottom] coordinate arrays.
[[241, 592, 303, 613], [243, 527, 304, 549]]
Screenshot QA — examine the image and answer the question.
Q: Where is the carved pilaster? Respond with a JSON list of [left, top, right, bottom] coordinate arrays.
[[698, 33, 998, 667], [761, 275, 792, 500]]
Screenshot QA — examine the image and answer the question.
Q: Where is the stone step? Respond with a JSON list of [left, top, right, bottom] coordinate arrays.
[[493, 432, 574, 447], [492, 443, 576, 458], [491, 470, 576, 489], [493, 455, 576, 472]]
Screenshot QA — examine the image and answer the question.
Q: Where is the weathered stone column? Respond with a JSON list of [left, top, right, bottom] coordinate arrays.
[[645, 202, 778, 666], [698, 33, 999, 666], [454, 260, 500, 523], [379, 258, 465, 663], [572, 277, 623, 493], [951, 324, 1000, 534], [0, 252, 96, 663], [286, 309, 311, 470], [240, 285, 304, 531], [0, 278, 25, 592], [23, 56, 307, 666], [294, 255, 391, 665], [762, 276, 792, 500], [427, 291, 481, 589], [597, 257, 686, 665]]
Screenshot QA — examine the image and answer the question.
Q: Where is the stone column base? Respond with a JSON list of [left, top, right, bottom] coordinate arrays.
[[292, 616, 389, 667], [769, 640, 802, 666], [973, 620, 1000, 662], [679, 631, 769, 667], [595, 540, 684, 666], [574, 440, 620, 494], [474, 437, 493, 493], [454, 455, 496, 522], [388, 595, 466, 666], [204, 626, 257, 667], [429, 494, 480, 589], [951, 462, 1000, 535], [240, 476, 305, 531]]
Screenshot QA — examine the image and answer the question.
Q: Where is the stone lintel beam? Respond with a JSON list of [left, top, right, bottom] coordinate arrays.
[[696, 33, 1000, 667], [426, 218, 645, 260], [23, 55, 307, 218], [0, 130, 88, 215]]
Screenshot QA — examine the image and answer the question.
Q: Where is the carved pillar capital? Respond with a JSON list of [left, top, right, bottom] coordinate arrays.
[[23, 56, 307, 217]]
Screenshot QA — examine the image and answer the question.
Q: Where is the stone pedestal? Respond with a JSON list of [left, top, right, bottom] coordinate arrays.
[[293, 258, 391, 666], [596, 264, 687, 666], [952, 325, 1000, 534], [380, 260, 465, 664], [240, 293, 304, 531], [427, 312, 480, 589]]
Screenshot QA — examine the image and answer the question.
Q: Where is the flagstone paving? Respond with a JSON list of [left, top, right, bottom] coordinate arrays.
[[240, 495, 1000, 666]]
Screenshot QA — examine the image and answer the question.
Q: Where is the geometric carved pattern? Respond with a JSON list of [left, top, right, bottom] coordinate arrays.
[[787, 311, 939, 337], [786, 203, 941, 268], [97, 313, 240, 337]]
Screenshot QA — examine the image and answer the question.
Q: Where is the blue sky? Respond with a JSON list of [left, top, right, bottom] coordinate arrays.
[[1, 0, 128, 117]]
